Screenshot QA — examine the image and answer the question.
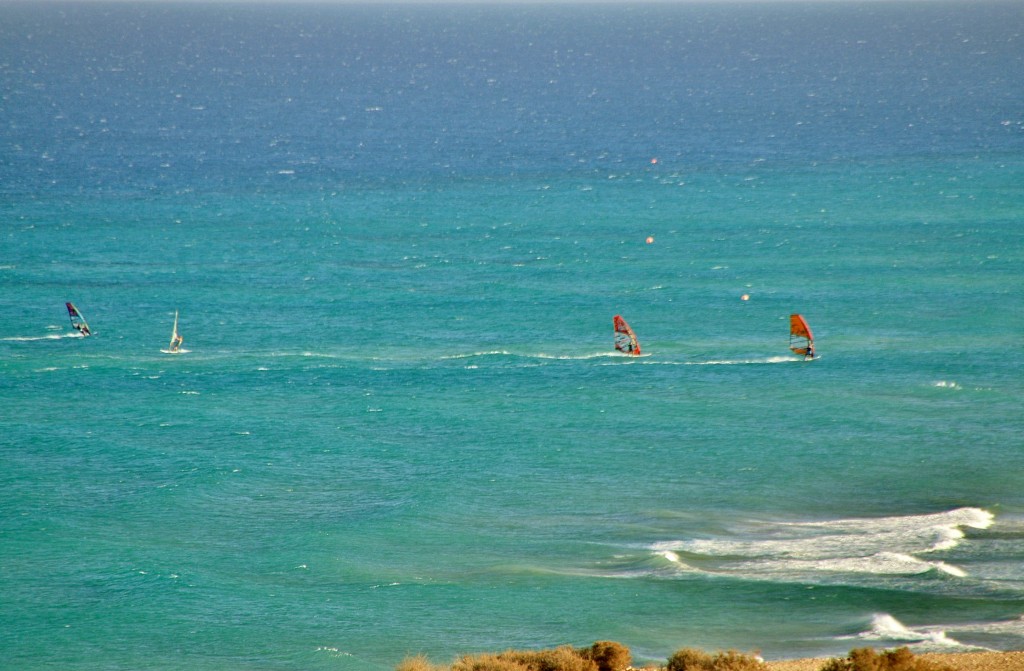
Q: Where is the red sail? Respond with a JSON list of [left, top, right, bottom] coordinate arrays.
[[613, 315, 641, 356]]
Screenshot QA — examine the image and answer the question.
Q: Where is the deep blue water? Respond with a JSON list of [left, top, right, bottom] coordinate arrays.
[[2, 3, 1023, 670]]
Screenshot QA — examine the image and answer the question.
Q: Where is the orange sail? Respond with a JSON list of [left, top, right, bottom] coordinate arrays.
[[789, 314, 815, 358], [613, 315, 641, 356]]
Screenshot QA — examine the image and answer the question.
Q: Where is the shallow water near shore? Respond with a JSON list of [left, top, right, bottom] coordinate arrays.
[[2, 3, 1023, 669]]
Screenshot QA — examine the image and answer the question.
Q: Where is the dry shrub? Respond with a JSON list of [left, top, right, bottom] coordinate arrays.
[[667, 648, 714, 671], [453, 653, 532, 671], [402, 642, 631, 671], [667, 648, 767, 671], [819, 648, 953, 671], [707, 651, 768, 671], [499, 645, 599, 671], [578, 641, 632, 671], [398, 655, 446, 671]]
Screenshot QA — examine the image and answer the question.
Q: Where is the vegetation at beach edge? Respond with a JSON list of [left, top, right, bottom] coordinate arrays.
[[397, 641, 955, 671]]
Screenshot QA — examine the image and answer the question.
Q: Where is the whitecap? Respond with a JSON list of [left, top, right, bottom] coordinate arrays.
[[646, 507, 990, 582], [441, 350, 513, 360], [3, 334, 68, 341], [846, 613, 985, 652], [932, 561, 967, 578], [659, 550, 681, 563], [684, 356, 796, 365]]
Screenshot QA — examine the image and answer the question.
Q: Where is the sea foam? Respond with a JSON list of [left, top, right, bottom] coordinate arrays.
[[647, 507, 990, 583], [859, 613, 963, 648], [861, 614, 1024, 652]]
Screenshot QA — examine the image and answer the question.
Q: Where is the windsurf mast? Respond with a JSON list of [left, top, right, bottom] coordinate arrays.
[[66, 302, 91, 336], [613, 315, 641, 356], [789, 313, 814, 359]]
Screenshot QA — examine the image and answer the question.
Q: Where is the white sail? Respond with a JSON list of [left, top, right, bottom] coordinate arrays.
[[164, 310, 184, 353]]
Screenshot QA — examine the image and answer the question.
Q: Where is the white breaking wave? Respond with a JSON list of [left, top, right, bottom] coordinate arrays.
[[865, 613, 960, 647], [836, 613, 996, 653], [659, 550, 681, 563], [945, 615, 1024, 639], [443, 350, 623, 361], [860, 613, 1024, 652], [648, 507, 992, 582], [692, 356, 797, 365], [641, 356, 799, 366], [441, 350, 515, 360], [536, 351, 626, 360], [2, 333, 79, 341], [734, 552, 967, 578]]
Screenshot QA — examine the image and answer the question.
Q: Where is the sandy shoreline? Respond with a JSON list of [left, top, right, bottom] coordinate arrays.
[[765, 651, 1024, 671]]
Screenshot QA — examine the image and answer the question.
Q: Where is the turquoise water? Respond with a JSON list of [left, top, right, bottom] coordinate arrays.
[[2, 3, 1023, 669]]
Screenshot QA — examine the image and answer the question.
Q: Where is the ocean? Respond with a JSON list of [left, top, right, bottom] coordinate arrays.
[[1, 2, 1022, 669]]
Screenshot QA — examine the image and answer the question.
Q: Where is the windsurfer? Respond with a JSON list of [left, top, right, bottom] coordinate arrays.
[[613, 315, 642, 357], [66, 302, 91, 336], [789, 314, 814, 360]]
